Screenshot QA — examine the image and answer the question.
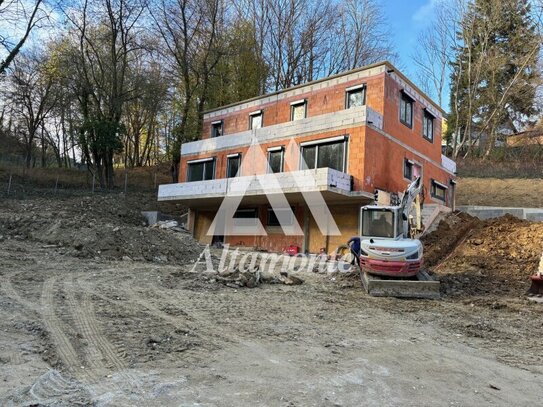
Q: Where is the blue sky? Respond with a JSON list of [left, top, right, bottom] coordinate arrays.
[[382, 0, 437, 69], [382, 0, 443, 98]]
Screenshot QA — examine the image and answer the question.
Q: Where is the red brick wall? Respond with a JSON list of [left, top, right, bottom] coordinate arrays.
[[201, 73, 386, 140], [363, 126, 452, 205], [382, 74, 442, 162]]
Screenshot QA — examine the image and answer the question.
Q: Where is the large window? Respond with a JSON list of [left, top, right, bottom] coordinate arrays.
[[249, 111, 263, 130], [290, 100, 307, 121], [300, 136, 348, 172], [430, 180, 447, 201], [226, 154, 241, 178], [399, 91, 414, 128], [423, 110, 434, 142], [346, 85, 366, 108], [211, 121, 223, 138], [187, 158, 215, 182], [267, 207, 294, 227], [267, 147, 284, 173]]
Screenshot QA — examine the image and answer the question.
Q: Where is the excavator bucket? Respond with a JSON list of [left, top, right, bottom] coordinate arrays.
[[527, 274, 543, 296]]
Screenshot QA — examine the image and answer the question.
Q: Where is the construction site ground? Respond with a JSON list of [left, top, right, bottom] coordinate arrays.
[[1, 189, 542, 406]]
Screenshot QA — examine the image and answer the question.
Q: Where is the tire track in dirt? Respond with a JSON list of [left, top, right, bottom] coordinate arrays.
[[118, 279, 228, 341], [2, 275, 40, 314], [76, 273, 207, 365], [64, 277, 142, 390], [63, 278, 110, 377], [79, 272, 201, 334], [41, 277, 95, 382]]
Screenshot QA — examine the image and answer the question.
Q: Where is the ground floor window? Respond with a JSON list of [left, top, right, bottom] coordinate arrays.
[[267, 207, 294, 227], [300, 136, 348, 172], [430, 179, 447, 201], [187, 158, 215, 182], [233, 209, 259, 227]]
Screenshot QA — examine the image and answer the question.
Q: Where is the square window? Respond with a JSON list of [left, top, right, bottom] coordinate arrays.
[[226, 154, 241, 178], [211, 121, 223, 138], [346, 86, 366, 108], [400, 92, 413, 128], [431, 180, 447, 201], [423, 110, 434, 142], [187, 159, 215, 182], [291, 101, 306, 121], [249, 112, 262, 130], [268, 149, 284, 173]]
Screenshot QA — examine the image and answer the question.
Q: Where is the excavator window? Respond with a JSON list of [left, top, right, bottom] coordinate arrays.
[[361, 209, 396, 239]]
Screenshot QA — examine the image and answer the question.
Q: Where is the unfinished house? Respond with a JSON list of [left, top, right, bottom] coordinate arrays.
[[158, 61, 457, 253]]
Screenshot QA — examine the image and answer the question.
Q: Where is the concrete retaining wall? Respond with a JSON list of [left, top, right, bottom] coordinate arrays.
[[457, 205, 543, 222]]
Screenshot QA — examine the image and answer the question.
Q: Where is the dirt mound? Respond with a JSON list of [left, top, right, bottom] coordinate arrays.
[[422, 212, 543, 297], [0, 193, 203, 264], [422, 211, 481, 268]]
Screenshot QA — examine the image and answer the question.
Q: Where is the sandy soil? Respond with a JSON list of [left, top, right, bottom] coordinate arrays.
[[0, 192, 542, 406]]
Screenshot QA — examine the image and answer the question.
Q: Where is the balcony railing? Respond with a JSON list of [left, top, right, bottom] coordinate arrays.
[[441, 154, 457, 174], [181, 105, 383, 157], [158, 167, 352, 201]]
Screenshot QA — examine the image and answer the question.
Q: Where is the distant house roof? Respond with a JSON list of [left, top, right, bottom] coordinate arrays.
[[507, 129, 543, 147]]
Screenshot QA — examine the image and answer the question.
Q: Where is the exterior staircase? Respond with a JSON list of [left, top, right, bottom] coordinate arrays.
[[421, 204, 451, 235]]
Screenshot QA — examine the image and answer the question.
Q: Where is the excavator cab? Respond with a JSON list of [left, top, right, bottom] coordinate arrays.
[[357, 177, 424, 277]]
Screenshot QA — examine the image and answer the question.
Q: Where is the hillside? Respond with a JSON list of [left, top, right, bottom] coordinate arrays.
[[456, 177, 543, 208]]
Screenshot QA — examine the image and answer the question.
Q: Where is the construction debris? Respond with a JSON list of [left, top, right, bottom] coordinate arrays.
[[214, 264, 304, 288]]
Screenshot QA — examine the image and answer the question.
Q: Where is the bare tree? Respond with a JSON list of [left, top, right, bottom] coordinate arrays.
[[150, 0, 224, 180], [411, 0, 464, 108], [0, 0, 48, 75], [61, 0, 147, 187], [7, 51, 57, 167], [327, 0, 396, 75]]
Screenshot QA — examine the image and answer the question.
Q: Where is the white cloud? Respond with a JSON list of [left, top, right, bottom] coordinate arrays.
[[412, 0, 441, 23]]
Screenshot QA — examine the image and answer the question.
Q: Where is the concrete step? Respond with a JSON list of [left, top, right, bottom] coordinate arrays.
[[421, 204, 451, 234]]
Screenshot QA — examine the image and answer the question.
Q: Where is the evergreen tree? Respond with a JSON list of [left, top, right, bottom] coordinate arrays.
[[447, 0, 541, 157]]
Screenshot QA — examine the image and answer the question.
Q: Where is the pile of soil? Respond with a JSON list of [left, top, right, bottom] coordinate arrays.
[[422, 212, 543, 297], [0, 193, 203, 264]]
